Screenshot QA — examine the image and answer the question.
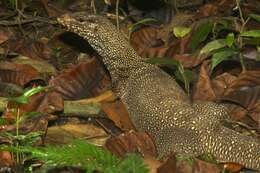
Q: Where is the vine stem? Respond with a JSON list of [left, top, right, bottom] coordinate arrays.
[[235, 0, 245, 23], [235, 0, 248, 72]]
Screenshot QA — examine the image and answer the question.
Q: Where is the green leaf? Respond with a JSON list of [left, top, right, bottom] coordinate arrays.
[[211, 49, 237, 71], [8, 86, 51, 104], [174, 69, 192, 85], [145, 57, 180, 66], [128, 18, 158, 34], [249, 13, 260, 23], [175, 69, 192, 84], [173, 26, 191, 38], [225, 33, 235, 47], [23, 86, 49, 98], [200, 39, 227, 55], [190, 21, 213, 51], [0, 117, 6, 125], [240, 30, 260, 38], [174, 68, 193, 92]]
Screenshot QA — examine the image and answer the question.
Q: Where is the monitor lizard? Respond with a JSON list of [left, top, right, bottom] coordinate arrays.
[[57, 13, 260, 170]]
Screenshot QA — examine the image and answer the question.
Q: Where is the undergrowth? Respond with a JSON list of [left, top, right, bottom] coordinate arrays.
[[0, 139, 149, 173]]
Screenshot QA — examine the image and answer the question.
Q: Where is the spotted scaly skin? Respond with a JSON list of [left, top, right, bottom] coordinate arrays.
[[57, 13, 260, 170]]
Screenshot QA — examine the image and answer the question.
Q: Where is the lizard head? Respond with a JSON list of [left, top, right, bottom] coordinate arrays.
[[57, 13, 127, 57], [57, 13, 143, 73]]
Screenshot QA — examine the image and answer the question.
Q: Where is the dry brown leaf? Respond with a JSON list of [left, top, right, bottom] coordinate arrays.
[[105, 131, 157, 158], [192, 60, 216, 101], [196, 4, 218, 17], [220, 71, 260, 123], [11, 56, 57, 76], [0, 151, 14, 167], [130, 27, 167, 57], [192, 159, 220, 173], [211, 72, 237, 99], [14, 39, 53, 61], [177, 159, 220, 173], [228, 104, 248, 121], [45, 123, 108, 146], [223, 162, 243, 173], [101, 100, 135, 131], [157, 155, 177, 173], [49, 58, 110, 100], [225, 71, 260, 94], [6, 91, 64, 114], [0, 31, 12, 45], [0, 61, 42, 87]]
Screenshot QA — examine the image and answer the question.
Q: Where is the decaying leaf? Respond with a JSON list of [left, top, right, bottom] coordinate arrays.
[[0, 61, 43, 87], [105, 131, 157, 158], [45, 123, 108, 146], [49, 58, 110, 100]]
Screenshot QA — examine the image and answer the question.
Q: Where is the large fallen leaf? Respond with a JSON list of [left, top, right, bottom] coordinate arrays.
[[105, 131, 156, 158], [11, 55, 57, 76], [130, 27, 166, 57], [192, 60, 216, 101], [4, 39, 53, 61], [0, 31, 12, 44], [102, 100, 135, 131], [157, 155, 177, 173], [0, 61, 43, 87], [45, 123, 108, 146], [49, 58, 110, 100]]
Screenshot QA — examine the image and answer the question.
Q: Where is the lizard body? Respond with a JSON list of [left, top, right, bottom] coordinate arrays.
[[57, 13, 260, 170]]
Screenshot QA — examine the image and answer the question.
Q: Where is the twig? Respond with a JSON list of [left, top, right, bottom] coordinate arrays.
[[116, 0, 120, 31], [0, 17, 54, 26], [91, 0, 97, 14]]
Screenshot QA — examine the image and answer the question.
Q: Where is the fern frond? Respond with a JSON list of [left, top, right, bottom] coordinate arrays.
[[0, 139, 149, 173]]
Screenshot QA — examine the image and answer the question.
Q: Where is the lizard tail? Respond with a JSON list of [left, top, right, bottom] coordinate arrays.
[[203, 126, 260, 170]]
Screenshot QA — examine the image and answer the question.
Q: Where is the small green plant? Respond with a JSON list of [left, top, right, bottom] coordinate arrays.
[[7, 86, 50, 136], [195, 1, 260, 72], [0, 139, 149, 173], [0, 86, 50, 165], [0, 86, 149, 172]]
